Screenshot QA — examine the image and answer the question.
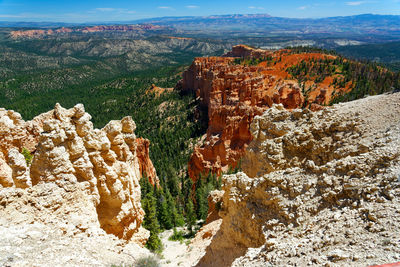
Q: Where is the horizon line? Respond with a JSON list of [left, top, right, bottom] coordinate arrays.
[[0, 12, 399, 26]]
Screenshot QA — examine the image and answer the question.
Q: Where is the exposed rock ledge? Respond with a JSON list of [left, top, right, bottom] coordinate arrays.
[[0, 104, 152, 266], [195, 92, 400, 267]]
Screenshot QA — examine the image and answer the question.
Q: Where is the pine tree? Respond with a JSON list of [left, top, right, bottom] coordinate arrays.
[[195, 177, 208, 220], [166, 189, 185, 227], [157, 189, 173, 230], [142, 191, 162, 252], [140, 172, 152, 198], [166, 165, 179, 197], [185, 198, 196, 236]]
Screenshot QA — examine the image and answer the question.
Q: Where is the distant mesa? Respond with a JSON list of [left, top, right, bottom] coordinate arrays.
[[9, 24, 166, 39]]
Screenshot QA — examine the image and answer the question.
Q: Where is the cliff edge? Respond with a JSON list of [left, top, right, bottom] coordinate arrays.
[[181, 45, 351, 181], [195, 92, 400, 266]]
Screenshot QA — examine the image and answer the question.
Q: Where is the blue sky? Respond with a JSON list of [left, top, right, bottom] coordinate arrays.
[[0, 0, 399, 22]]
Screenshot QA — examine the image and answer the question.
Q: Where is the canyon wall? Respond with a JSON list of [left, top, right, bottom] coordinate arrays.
[[0, 103, 157, 244], [195, 93, 400, 266], [181, 45, 344, 180]]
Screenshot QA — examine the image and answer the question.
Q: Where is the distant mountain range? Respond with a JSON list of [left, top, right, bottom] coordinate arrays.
[[1, 13, 400, 38], [132, 13, 400, 37]]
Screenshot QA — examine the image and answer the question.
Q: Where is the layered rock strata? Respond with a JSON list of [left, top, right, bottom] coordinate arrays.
[[0, 103, 153, 243], [182, 45, 346, 180], [195, 92, 400, 266]]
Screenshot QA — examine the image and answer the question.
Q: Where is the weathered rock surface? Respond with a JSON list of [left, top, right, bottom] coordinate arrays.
[[205, 190, 224, 224], [0, 104, 156, 266], [182, 45, 348, 180], [0, 105, 158, 189], [195, 92, 400, 266], [0, 107, 48, 188]]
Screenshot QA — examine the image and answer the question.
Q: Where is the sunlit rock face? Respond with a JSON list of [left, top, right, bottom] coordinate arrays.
[[181, 45, 345, 181], [195, 93, 400, 267], [0, 103, 153, 243]]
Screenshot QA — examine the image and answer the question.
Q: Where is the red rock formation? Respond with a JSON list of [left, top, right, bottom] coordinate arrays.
[[182, 45, 349, 180], [136, 138, 159, 186], [145, 84, 173, 97], [55, 27, 73, 33]]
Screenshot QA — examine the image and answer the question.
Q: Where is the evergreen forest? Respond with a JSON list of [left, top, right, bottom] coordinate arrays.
[[1, 31, 400, 252]]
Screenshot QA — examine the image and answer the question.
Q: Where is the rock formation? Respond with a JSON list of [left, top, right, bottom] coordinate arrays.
[[195, 92, 400, 266], [136, 137, 159, 186], [181, 45, 348, 180], [0, 103, 154, 245], [224, 44, 270, 58], [205, 190, 224, 224], [146, 84, 174, 97], [0, 105, 158, 189]]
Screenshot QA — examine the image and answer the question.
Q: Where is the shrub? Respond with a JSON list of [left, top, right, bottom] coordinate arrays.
[[134, 255, 160, 267], [21, 147, 33, 166], [168, 228, 185, 242]]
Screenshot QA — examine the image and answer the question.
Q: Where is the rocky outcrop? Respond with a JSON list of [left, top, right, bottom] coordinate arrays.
[[146, 84, 174, 97], [195, 92, 400, 266], [0, 108, 46, 187], [136, 137, 159, 186], [182, 46, 346, 180], [0, 103, 152, 243], [10, 29, 51, 38], [223, 44, 269, 58], [205, 190, 224, 224]]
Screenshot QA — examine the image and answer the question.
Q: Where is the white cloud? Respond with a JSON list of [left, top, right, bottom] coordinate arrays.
[[90, 8, 135, 14], [158, 6, 173, 9], [0, 14, 24, 18], [298, 6, 307, 10], [186, 5, 199, 9], [346, 1, 365, 6], [95, 8, 115, 12], [248, 6, 265, 10]]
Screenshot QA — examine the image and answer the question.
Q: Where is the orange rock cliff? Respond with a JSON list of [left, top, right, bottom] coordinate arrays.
[[180, 45, 350, 180], [136, 137, 159, 186]]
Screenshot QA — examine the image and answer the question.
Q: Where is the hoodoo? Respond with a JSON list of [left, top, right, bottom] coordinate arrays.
[[0, 104, 158, 265], [181, 45, 351, 180]]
